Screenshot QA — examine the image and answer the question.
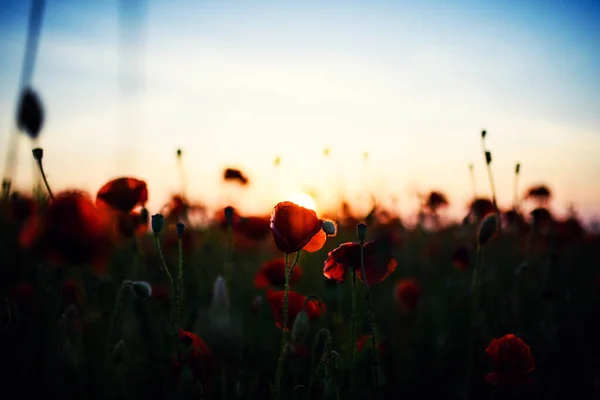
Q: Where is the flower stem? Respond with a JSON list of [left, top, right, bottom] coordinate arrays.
[[154, 235, 176, 336], [176, 236, 184, 326], [35, 159, 54, 200], [106, 282, 128, 364], [225, 221, 233, 293], [274, 251, 300, 400], [464, 245, 483, 398], [359, 241, 380, 396], [349, 266, 357, 389]]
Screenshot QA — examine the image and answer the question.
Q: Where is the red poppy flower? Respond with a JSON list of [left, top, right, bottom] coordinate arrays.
[[235, 216, 271, 241], [96, 177, 148, 213], [254, 258, 303, 289], [266, 289, 326, 331], [323, 237, 397, 286], [469, 198, 495, 221], [355, 334, 384, 354], [19, 191, 114, 274], [112, 209, 148, 244], [394, 278, 421, 313], [451, 245, 470, 271], [270, 201, 326, 254], [485, 334, 535, 386], [172, 329, 214, 387], [61, 278, 83, 306]]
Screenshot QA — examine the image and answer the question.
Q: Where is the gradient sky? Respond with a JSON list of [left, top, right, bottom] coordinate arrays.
[[1, 0, 599, 222]]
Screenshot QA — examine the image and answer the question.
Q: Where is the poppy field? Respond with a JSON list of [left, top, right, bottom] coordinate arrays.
[[1, 127, 600, 400]]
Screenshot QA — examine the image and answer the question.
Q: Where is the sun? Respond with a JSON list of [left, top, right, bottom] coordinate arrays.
[[288, 192, 317, 212]]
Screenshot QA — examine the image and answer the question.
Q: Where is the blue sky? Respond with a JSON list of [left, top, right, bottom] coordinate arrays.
[[1, 0, 599, 221]]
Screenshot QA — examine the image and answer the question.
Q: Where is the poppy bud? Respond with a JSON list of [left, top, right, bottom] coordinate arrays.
[[321, 219, 337, 236], [17, 88, 44, 139], [176, 222, 185, 238], [291, 310, 310, 343], [140, 208, 149, 223], [485, 151, 492, 165], [224, 206, 234, 225], [481, 130, 487, 139], [210, 275, 229, 313], [176, 148, 182, 158], [250, 295, 263, 315], [130, 281, 152, 298], [151, 213, 164, 234], [112, 339, 125, 367], [2, 178, 10, 194], [357, 222, 367, 242], [478, 213, 498, 246], [32, 148, 43, 162], [515, 163, 521, 174]]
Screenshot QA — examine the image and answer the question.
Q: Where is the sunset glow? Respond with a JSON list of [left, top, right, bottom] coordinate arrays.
[[287, 192, 317, 213]]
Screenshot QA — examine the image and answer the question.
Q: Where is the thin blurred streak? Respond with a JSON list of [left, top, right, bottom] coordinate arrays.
[[116, 0, 148, 174], [3, 0, 46, 183]]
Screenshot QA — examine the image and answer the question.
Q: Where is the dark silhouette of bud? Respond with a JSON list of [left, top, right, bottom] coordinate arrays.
[[140, 208, 149, 224], [112, 339, 125, 367], [357, 222, 367, 242], [224, 206, 234, 224], [176, 222, 185, 238], [32, 148, 43, 162], [321, 220, 337, 236], [481, 130, 487, 139], [478, 213, 498, 246], [176, 148, 182, 158], [515, 163, 521, 174], [291, 310, 310, 342], [17, 88, 44, 139], [151, 214, 164, 234], [130, 281, 152, 298], [485, 151, 492, 165]]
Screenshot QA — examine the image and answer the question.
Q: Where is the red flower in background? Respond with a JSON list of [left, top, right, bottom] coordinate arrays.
[[4, 193, 36, 225], [356, 334, 384, 354], [485, 334, 535, 386], [469, 198, 495, 222], [394, 278, 421, 313], [266, 289, 325, 331], [236, 216, 271, 241], [96, 177, 148, 213], [451, 245, 470, 271], [270, 201, 326, 254], [254, 258, 303, 289], [113, 209, 148, 243], [61, 278, 83, 306], [323, 237, 397, 286], [19, 191, 113, 274], [173, 329, 214, 387]]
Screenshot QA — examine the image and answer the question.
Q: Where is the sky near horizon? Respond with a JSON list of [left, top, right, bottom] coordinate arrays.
[[0, 0, 599, 222]]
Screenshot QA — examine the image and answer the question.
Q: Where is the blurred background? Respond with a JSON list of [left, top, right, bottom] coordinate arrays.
[[1, 0, 599, 223]]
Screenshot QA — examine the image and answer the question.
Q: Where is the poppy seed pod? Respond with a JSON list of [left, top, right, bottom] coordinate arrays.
[[32, 148, 43, 162], [321, 220, 337, 237], [485, 151, 492, 165], [478, 213, 498, 246], [176, 222, 185, 238], [356, 222, 367, 242], [151, 214, 164, 234], [130, 281, 152, 298], [291, 310, 310, 343]]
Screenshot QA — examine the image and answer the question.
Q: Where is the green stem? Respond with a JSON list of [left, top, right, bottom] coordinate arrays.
[[274, 251, 300, 400], [154, 235, 177, 336], [176, 237, 184, 326], [106, 282, 128, 365], [225, 222, 233, 293], [35, 159, 54, 200], [359, 241, 380, 396], [464, 245, 483, 398], [349, 266, 357, 390]]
